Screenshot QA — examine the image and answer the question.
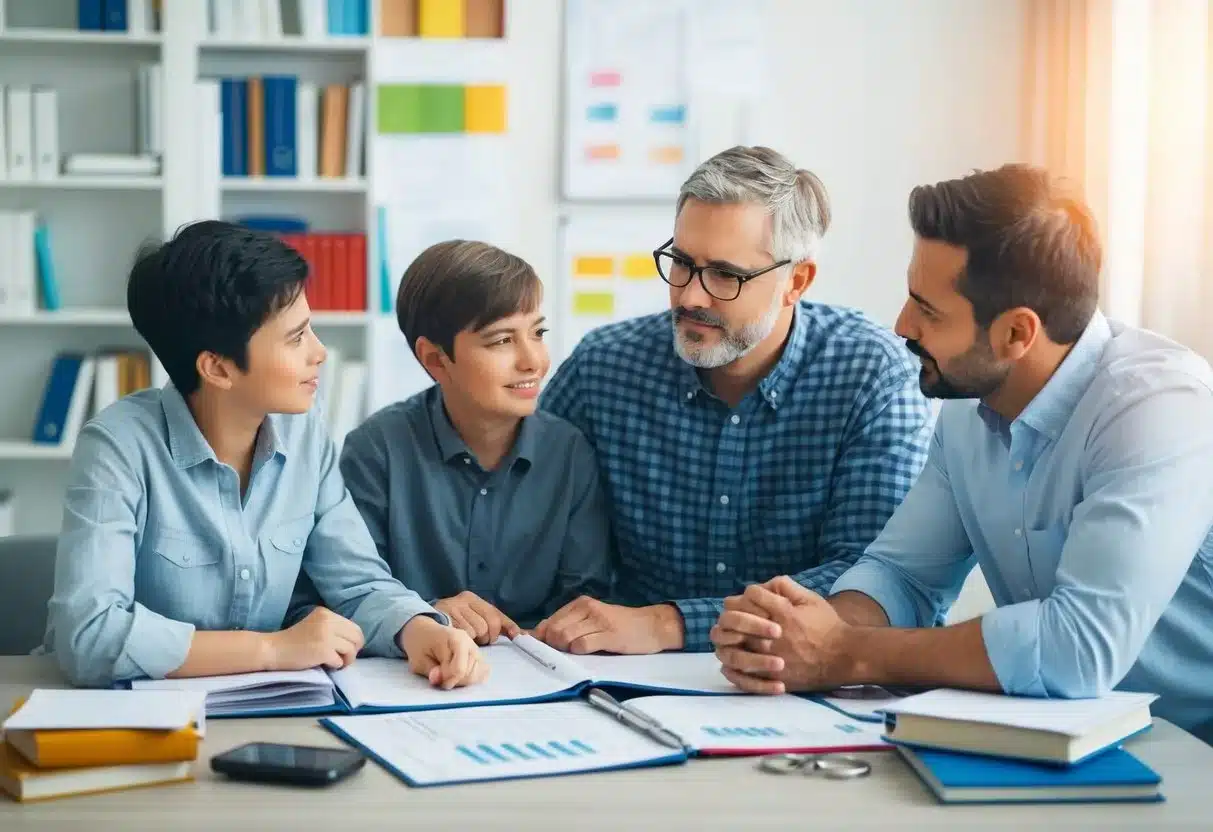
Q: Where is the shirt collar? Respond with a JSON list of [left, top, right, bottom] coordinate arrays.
[[427, 386, 535, 471], [979, 310, 1112, 441], [162, 383, 287, 469], [678, 302, 809, 412]]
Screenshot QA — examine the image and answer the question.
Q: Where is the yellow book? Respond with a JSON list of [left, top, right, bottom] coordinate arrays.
[[418, 0, 464, 37], [5, 726, 200, 770], [0, 743, 192, 803]]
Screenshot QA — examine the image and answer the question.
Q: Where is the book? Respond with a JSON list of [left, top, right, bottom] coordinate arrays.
[[3, 689, 207, 733], [882, 688, 1158, 765], [6, 725, 199, 770], [898, 745, 1163, 804], [0, 744, 192, 803]]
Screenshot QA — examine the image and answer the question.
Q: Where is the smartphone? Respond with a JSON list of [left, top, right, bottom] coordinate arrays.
[[210, 742, 367, 786]]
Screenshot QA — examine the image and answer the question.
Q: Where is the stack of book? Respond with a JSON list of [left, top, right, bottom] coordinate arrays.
[[882, 689, 1164, 804], [0, 689, 205, 803]]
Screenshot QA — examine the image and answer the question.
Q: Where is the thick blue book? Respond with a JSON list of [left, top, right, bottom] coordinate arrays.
[[78, 0, 103, 30], [899, 745, 1163, 804], [262, 76, 297, 177]]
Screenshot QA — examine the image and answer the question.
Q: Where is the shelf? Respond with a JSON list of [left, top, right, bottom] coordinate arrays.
[[221, 177, 367, 194], [0, 310, 371, 327], [0, 441, 72, 461], [201, 36, 369, 54], [0, 28, 161, 47], [0, 176, 162, 192]]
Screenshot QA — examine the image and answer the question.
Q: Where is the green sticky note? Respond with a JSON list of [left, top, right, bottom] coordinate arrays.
[[420, 84, 466, 133], [573, 291, 615, 317], [377, 84, 424, 134]]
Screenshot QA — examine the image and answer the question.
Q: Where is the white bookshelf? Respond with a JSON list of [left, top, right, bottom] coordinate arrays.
[[0, 0, 380, 536]]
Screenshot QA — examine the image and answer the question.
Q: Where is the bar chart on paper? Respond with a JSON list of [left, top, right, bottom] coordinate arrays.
[[557, 212, 673, 360], [322, 701, 686, 786]]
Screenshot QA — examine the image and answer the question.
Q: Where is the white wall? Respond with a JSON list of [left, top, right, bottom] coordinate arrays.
[[506, 0, 1026, 329]]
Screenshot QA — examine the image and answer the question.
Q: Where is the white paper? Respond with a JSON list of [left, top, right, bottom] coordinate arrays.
[[331, 639, 579, 711], [325, 700, 681, 786], [556, 211, 673, 360], [685, 0, 770, 99], [3, 689, 206, 733], [576, 651, 736, 695], [883, 689, 1159, 737], [628, 695, 889, 752], [816, 685, 915, 721]]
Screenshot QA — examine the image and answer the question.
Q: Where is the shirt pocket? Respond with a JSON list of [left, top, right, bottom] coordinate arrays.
[[139, 528, 224, 624], [1024, 522, 1067, 596], [266, 515, 313, 559]]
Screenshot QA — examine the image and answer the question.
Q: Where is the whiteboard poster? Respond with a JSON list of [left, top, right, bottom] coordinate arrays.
[[560, 0, 771, 202], [555, 211, 674, 361], [561, 0, 693, 200]]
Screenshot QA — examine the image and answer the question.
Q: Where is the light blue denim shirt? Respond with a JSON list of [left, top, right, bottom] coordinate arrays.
[[832, 312, 1213, 731], [44, 384, 442, 687]]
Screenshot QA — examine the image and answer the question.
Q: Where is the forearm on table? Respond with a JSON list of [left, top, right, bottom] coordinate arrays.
[[166, 630, 273, 678], [841, 617, 1001, 691]]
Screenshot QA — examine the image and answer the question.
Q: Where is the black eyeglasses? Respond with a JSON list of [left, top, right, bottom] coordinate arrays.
[[652, 238, 790, 301]]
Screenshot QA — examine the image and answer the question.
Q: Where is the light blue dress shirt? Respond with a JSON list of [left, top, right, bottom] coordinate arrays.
[[832, 312, 1213, 731], [44, 384, 441, 687]]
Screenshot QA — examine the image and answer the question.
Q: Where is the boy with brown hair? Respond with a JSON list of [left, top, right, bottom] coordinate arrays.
[[337, 240, 612, 643]]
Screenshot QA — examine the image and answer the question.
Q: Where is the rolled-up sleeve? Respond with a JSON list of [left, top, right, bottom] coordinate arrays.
[[303, 427, 446, 658], [47, 423, 194, 686], [830, 422, 976, 627], [981, 381, 1213, 698]]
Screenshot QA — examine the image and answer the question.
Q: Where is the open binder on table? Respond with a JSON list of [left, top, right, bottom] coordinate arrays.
[[131, 635, 914, 721]]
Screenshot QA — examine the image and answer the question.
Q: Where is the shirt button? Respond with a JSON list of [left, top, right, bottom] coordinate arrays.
[[686, 391, 694, 400], [463, 458, 471, 465], [770, 391, 778, 399], [479, 487, 488, 496], [1014, 460, 1024, 471], [719, 494, 729, 505], [730, 414, 740, 425], [240, 568, 251, 580], [1014, 528, 1022, 537], [181, 554, 191, 563], [715, 562, 727, 574], [293, 538, 302, 547]]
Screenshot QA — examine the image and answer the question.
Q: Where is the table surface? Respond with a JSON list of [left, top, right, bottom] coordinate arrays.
[[1, 656, 1209, 831]]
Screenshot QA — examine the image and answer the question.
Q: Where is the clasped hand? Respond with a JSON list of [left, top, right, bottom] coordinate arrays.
[[709, 576, 852, 694]]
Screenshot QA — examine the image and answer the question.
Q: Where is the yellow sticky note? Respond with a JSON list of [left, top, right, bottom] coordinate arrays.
[[622, 254, 658, 279], [574, 256, 614, 277], [419, 0, 464, 37], [573, 291, 615, 316], [464, 85, 507, 133]]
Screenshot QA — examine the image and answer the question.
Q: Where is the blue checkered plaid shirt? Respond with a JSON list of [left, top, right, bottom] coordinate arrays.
[[540, 300, 934, 651]]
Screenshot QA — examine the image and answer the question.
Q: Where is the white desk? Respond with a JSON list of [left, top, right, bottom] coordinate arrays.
[[1, 656, 1209, 830]]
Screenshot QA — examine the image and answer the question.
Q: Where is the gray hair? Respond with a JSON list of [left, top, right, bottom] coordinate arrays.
[[676, 146, 831, 264]]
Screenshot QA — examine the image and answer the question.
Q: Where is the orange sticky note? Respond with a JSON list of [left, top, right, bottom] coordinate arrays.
[[622, 254, 657, 279], [574, 256, 614, 277], [649, 145, 684, 164], [586, 144, 620, 161], [464, 85, 507, 133]]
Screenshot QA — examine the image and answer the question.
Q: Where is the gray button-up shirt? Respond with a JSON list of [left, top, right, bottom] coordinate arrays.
[[336, 386, 613, 628], [44, 384, 440, 687]]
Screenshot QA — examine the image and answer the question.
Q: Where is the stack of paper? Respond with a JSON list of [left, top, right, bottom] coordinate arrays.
[[131, 668, 336, 717]]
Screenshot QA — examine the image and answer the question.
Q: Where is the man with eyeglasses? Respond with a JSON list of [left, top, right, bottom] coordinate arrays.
[[534, 145, 934, 655]]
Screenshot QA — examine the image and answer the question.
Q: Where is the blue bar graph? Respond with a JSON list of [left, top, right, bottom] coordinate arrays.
[[702, 726, 786, 738], [549, 741, 577, 757], [527, 742, 556, 759], [570, 739, 596, 754], [478, 744, 510, 762], [457, 745, 488, 764], [501, 743, 532, 760]]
